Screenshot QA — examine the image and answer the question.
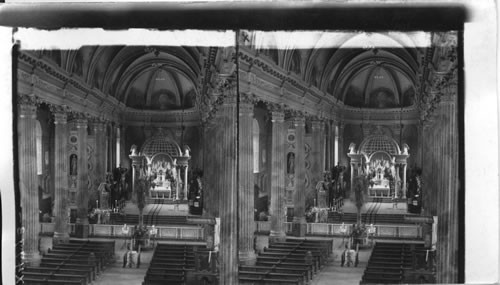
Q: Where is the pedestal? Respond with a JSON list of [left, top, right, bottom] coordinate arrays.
[[75, 220, 89, 238], [291, 218, 307, 237]]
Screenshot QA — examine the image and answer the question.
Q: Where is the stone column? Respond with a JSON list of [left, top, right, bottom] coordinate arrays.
[[330, 121, 336, 170], [324, 121, 330, 171], [395, 165, 401, 198], [291, 113, 306, 237], [93, 120, 106, 185], [402, 163, 407, 198], [202, 121, 219, 217], [269, 105, 286, 243], [331, 120, 338, 167], [120, 125, 127, 167], [129, 155, 143, 199], [183, 165, 188, 200], [436, 96, 459, 283], [51, 106, 70, 244], [338, 122, 346, 166], [72, 114, 89, 238], [216, 77, 238, 285], [311, 119, 325, 183], [17, 94, 41, 266], [238, 96, 256, 264], [350, 163, 355, 193]]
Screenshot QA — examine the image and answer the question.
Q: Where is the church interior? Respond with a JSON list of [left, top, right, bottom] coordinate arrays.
[[13, 30, 462, 285]]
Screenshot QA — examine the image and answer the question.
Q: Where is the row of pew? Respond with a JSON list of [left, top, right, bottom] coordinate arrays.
[[22, 239, 115, 285], [142, 244, 199, 285], [361, 242, 424, 284], [239, 239, 333, 285]]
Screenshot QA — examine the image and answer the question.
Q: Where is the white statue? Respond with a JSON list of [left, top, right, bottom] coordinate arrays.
[[402, 143, 410, 155], [348, 143, 356, 154], [130, 144, 138, 156], [183, 145, 191, 157]]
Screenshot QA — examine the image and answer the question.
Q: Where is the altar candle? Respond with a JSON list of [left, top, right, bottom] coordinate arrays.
[[96, 200, 99, 209]]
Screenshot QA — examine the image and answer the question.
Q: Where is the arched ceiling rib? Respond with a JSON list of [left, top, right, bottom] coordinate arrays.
[[41, 45, 205, 111], [253, 31, 427, 109]]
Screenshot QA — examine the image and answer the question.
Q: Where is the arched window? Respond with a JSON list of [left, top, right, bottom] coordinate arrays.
[[253, 119, 259, 173], [36, 120, 43, 175]]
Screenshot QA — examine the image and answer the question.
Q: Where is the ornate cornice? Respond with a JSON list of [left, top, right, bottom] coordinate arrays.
[[18, 51, 121, 122], [418, 31, 458, 122]]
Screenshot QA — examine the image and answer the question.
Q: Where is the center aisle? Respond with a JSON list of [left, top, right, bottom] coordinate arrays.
[[312, 238, 372, 285], [92, 240, 154, 285]]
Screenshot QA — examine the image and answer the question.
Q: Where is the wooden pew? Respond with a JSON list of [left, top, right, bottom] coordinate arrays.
[[240, 265, 312, 281], [259, 251, 321, 270], [239, 271, 305, 285], [23, 267, 92, 283], [42, 253, 103, 271], [21, 272, 86, 285], [40, 262, 97, 280], [142, 277, 185, 285], [22, 278, 84, 285], [239, 276, 303, 285], [256, 260, 315, 276], [257, 256, 318, 272], [41, 257, 100, 274]]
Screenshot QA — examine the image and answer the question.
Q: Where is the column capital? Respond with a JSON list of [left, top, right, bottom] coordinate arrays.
[[49, 105, 71, 125], [239, 94, 254, 116], [285, 109, 306, 124], [53, 112, 68, 125], [69, 112, 88, 128], [270, 112, 285, 123], [339, 121, 346, 130], [91, 119, 107, 132], [291, 116, 306, 127], [18, 93, 39, 118], [240, 92, 258, 105], [310, 119, 325, 131]]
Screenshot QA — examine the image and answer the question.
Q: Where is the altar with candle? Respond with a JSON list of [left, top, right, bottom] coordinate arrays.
[[129, 129, 191, 202], [347, 133, 410, 198]]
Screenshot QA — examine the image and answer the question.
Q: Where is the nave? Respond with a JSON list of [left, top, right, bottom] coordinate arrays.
[[29, 232, 428, 285], [14, 29, 461, 284], [24, 196, 432, 285]]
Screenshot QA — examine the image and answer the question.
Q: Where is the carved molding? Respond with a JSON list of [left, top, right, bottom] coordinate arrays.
[[418, 31, 458, 122]]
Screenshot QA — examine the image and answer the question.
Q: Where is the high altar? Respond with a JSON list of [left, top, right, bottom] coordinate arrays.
[[347, 134, 409, 198], [129, 130, 191, 201]]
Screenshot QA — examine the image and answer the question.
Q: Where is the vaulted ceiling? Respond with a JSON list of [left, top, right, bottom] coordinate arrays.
[[39, 46, 207, 111], [252, 32, 427, 109], [36, 32, 432, 113]]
